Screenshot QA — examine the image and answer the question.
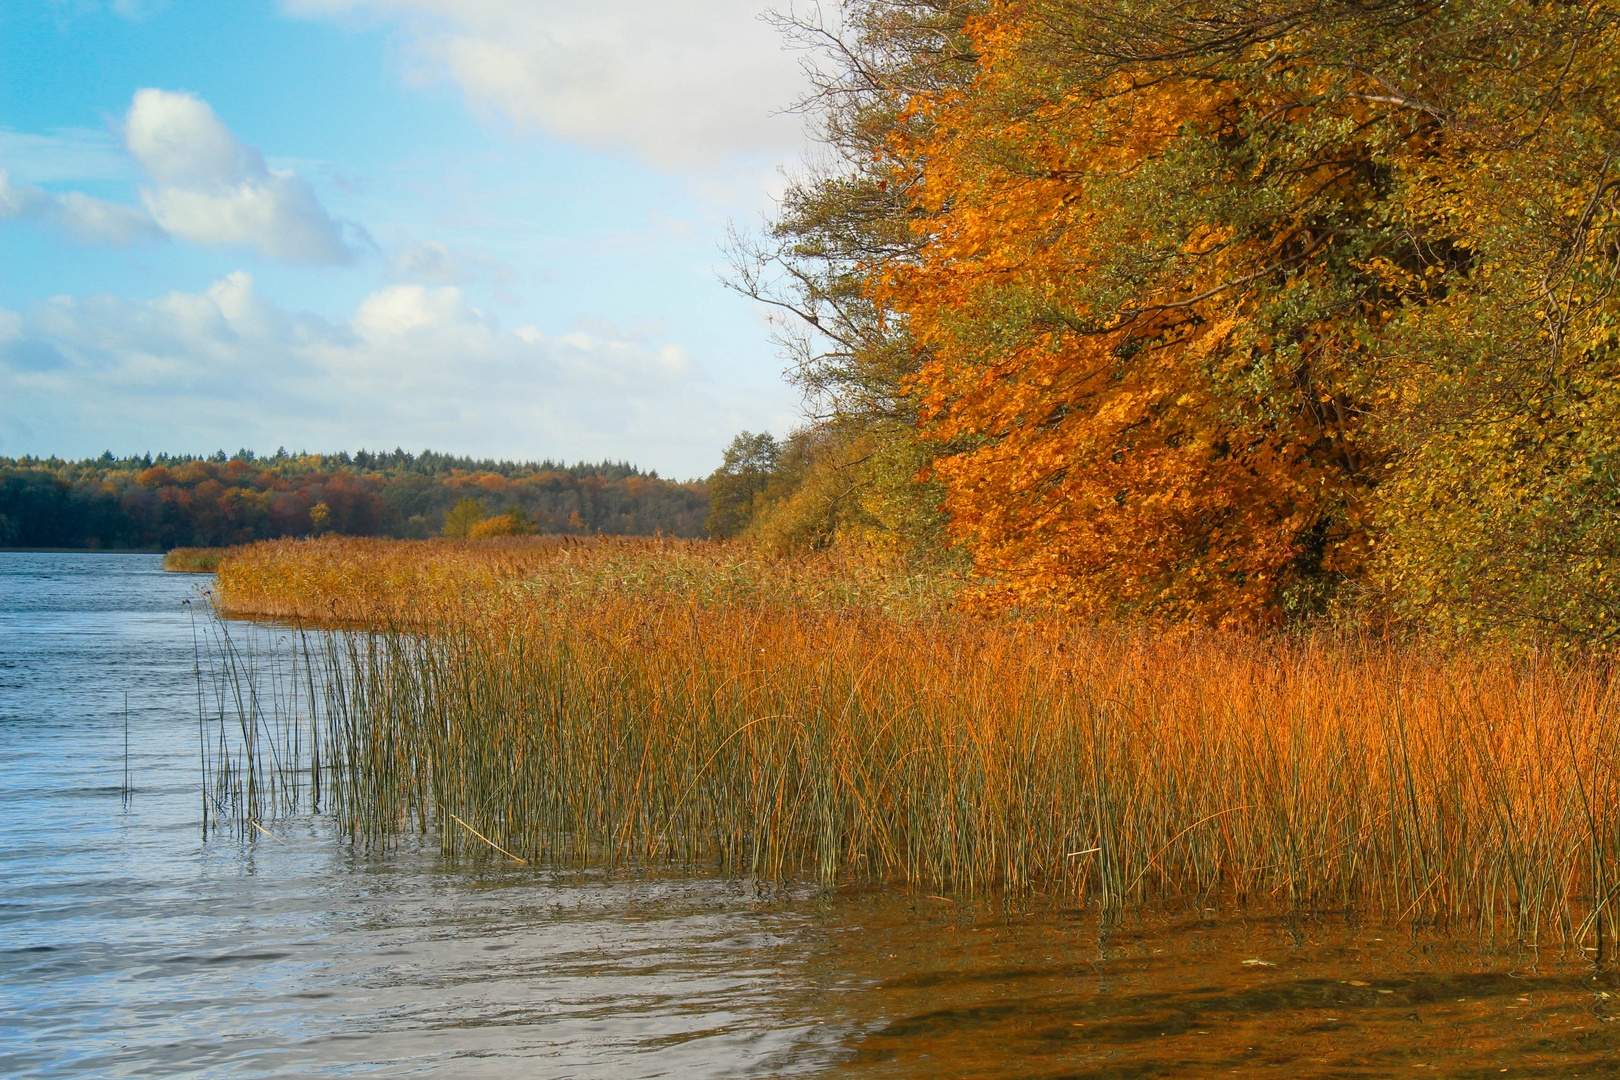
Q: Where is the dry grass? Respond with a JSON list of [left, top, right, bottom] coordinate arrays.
[[213, 535, 577, 621], [210, 535, 1620, 944]]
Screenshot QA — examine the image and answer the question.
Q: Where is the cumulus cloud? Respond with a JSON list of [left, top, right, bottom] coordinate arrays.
[[124, 89, 353, 263], [0, 168, 166, 245], [282, 0, 811, 170], [0, 273, 755, 473], [0, 93, 357, 260]]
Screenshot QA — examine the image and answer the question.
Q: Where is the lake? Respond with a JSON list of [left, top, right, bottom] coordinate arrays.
[[2, 551, 1617, 1078]]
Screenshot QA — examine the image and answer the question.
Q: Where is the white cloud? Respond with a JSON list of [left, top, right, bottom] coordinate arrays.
[[124, 89, 353, 263], [353, 282, 490, 339], [282, 0, 811, 170], [0, 93, 358, 261], [389, 240, 463, 284], [0, 273, 759, 474], [0, 168, 166, 246]]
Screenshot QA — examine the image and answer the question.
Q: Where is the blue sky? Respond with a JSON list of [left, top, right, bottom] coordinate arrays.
[[0, 0, 817, 477]]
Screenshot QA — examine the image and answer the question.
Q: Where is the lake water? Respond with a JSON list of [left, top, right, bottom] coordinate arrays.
[[4, 551, 1620, 1078]]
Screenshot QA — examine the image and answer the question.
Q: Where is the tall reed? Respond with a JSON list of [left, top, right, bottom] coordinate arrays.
[[163, 546, 228, 573], [212, 534, 957, 623], [209, 536, 1620, 945]]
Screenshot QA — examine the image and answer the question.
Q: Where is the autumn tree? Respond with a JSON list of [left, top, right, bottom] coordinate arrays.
[[729, 1, 983, 560], [848, 0, 1614, 634], [1356, 3, 1620, 642], [0, 451, 709, 547], [469, 505, 540, 538], [441, 497, 487, 538]]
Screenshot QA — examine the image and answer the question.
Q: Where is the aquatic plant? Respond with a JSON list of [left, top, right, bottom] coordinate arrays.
[[211, 534, 957, 624], [205, 536, 1620, 949]]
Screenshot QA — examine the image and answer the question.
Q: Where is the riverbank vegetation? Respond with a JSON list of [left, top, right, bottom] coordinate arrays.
[[1, 449, 705, 550], [207, 534, 1620, 946], [162, 547, 227, 573], [211, 534, 957, 624]]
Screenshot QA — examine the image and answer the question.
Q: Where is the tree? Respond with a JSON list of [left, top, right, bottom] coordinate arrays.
[[1359, 2, 1620, 642], [880, 0, 1431, 621], [858, 0, 1620, 634], [441, 497, 487, 538], [469, 506, 540, 538], [726, 1, 984, 560], [704, 432, 781, 538]]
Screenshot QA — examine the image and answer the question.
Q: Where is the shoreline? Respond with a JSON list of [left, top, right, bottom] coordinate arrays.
[[1, 546, 166, 555]]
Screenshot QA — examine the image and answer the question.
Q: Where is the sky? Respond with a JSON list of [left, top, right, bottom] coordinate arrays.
[[0, 0, 820, 478]]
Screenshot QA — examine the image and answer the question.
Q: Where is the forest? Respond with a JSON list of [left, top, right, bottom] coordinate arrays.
[[0, 449, 708, 549], [714, 0, 1620, 647]]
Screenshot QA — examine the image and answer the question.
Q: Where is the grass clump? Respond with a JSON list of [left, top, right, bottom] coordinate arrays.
[[210, 535, 1620, 947]]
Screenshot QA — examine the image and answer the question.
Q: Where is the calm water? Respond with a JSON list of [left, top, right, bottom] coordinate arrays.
[[3, 552, 1619, 1078]]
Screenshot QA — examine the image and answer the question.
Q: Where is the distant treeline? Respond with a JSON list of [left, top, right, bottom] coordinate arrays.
[[0, 449, 708, 550]]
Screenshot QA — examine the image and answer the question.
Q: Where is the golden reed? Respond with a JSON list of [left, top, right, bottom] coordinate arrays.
[[211, 536, 1620, 945], [162, 546, 229, 573]]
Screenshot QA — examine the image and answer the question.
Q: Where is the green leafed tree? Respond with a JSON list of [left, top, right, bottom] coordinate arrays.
[[441, 497, 487, 539], [704, 432, 781, 538]]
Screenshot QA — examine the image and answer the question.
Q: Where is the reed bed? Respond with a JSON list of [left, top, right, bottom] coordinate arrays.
[[163, 546, 229, 573], [212, 535, 578, 622], [207, 536, 1620, 945], [213, 534, 959, 623]]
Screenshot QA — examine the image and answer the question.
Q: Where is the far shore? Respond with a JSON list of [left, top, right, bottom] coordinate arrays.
[[0, 546, 167, 555]]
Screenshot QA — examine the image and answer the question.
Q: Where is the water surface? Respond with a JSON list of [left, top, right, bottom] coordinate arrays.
[[2, 552, 1616, 1078]]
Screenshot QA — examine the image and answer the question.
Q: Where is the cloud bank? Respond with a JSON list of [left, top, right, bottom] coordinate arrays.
[[0, 273, 744, 473], [283, 0, 810, 170], [0, 90, 354, 262]]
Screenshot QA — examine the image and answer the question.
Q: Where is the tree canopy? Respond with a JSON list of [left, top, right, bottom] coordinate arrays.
[[737, 0, 1620, 642]]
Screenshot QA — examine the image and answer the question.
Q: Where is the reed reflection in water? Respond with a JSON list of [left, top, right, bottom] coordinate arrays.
[[810, 898, 1620, 1078]]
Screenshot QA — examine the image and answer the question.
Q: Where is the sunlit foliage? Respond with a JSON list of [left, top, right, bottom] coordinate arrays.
[[441, 497, 488, 539], [751, 0, 1620, 642], [724, 1, 984, 562]]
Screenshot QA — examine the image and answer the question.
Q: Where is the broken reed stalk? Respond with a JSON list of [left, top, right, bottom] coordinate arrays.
[[203, 536, 1620, 948]]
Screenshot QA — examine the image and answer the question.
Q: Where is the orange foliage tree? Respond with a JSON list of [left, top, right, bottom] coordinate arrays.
[[875, 0, 1609, 625]]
